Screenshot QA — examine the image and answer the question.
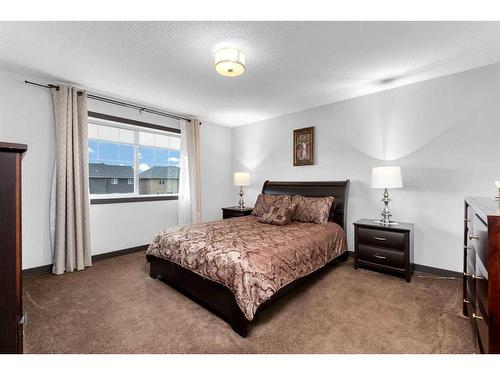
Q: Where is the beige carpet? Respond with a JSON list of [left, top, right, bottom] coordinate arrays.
[[23, 252, 473, 353]]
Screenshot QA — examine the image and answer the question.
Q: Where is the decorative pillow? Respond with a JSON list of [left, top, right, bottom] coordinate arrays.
[[291, 195, 334, 224], [258, 203, 297, 226], [252, 194, 292, 217]]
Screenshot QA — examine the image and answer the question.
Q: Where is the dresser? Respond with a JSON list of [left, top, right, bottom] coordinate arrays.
[[353, 219, 414, 282], [221, 206, 253, 219], [0, 142, 27, 354], [463, 197, 500, 354]]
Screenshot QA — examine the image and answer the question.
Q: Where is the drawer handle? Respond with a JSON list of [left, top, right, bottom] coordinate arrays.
[[464, 219, 471, 223], [472, 313, 484, 321], [373, 236, 387, 241], [469, 235, 479, 240], [463, 298, 471, 304], [463, 272, 484, 280], [18, 313, 27, 325], [374, 254, 387, 259]]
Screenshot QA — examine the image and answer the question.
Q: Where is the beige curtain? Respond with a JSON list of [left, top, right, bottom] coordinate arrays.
[[50, 85, 92, 275], [178, 119, 202, 225]]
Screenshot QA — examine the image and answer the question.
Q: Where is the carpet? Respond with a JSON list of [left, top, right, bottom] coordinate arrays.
[[23, 252, 473, 353]]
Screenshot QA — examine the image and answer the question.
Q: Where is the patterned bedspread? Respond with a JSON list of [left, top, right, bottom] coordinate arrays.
[[146, 215, 347, 320]]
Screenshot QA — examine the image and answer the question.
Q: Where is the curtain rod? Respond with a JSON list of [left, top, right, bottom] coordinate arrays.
[[24, 80, 193, 123]]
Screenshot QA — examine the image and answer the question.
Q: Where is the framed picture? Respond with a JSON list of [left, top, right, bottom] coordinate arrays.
[[293, 126, 314, 166]]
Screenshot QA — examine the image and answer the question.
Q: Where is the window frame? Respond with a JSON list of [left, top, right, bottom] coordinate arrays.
[[88, 111, 181, 205]]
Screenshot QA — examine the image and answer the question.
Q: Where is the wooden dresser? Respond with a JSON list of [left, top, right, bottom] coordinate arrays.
[[463, 197, 500, 353], [0, 142, 27, 354]]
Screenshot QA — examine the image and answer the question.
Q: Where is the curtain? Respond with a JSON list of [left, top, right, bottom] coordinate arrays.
[[178, 119, 202, 225], [50, 85, 92, 275]]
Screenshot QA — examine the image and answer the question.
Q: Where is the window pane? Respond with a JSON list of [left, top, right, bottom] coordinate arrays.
[[88, 140, 98, 162], [99, 142, 119, 161], [88, 139, 134, 195], [88, 119, 180, 197], [167, 150, 180, 167], [139, 144, 179, 195]]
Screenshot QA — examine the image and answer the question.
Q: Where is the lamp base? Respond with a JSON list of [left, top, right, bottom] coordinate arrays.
[[376, 188, 399, 226], [238, 186, 245, 209]]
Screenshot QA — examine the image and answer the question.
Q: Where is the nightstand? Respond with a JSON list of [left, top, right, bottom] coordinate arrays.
[[221, 206, 253, 219], [353, 219, 414, 282]]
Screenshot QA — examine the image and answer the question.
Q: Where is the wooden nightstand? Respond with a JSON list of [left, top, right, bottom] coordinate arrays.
[[353, 219, 414, 282], [221, 206, 253, 219]]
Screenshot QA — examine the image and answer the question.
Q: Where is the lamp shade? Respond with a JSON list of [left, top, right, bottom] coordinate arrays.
[[215, 48, 246, 77], [371, 166, 403, 189], [233, 172, 250, 186]]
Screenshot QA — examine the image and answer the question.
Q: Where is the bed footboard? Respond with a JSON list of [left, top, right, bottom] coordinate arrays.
[[147, 254, 249, 337]]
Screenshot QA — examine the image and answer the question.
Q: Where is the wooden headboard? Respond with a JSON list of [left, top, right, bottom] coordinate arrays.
[[261, 180, 350, 229]]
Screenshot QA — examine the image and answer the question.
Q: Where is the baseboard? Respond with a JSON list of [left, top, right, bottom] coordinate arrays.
[[91, 244, 149, 262], [347, 250, 461, 278], [23, 244, 149, 277], [23, 264, 53, 277], [412, 264, 462, 278]]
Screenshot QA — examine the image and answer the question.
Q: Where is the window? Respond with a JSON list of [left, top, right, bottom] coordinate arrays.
[[88, 116, 181, 202]]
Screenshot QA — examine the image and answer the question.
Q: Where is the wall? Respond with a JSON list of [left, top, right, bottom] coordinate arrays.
[[0, 70, 55, 269], [200, 122, 234, 221], [231, 63, 500, 272], [0, 69, 232, 268]]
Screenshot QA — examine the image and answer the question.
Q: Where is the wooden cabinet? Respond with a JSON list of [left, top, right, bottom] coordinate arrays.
[[463, 197, 500, 354], [353, 218, 414, 282], [221, 206, 253, 219], [0, 142, 27, 354]]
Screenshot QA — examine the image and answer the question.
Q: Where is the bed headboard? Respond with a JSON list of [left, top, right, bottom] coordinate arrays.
[[261, 180, 350, 229]]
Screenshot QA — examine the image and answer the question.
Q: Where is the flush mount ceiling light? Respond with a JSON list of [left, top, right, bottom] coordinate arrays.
[[215, 47, 246, 77]]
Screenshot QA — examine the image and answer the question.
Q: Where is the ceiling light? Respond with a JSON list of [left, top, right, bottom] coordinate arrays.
[[215, 48, 245, 77]]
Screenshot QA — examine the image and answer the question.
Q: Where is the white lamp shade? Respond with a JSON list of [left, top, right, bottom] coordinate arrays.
[[371, 166, 403, 189], [233, 172, 250, 186], [215, 48, 246, 77]]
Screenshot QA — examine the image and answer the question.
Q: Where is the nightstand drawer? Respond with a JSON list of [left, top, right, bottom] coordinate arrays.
[[223, 211, 244, 219], [358, 227, 405, 250], [358, 244, 404, 269]]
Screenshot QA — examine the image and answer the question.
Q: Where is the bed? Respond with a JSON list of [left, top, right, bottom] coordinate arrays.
[[146, 180, 350, 337]]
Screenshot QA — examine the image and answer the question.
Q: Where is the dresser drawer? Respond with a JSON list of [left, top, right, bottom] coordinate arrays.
[[358, 227, 405, 250], [358, 244, 404, 269], [476, 275, 488, 320], [471, 214, 488, 268], [476, 313, 489, 354]]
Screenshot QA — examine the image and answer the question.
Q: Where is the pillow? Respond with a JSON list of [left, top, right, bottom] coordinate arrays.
[[291, 195, 334, 224], [258, 203, 297, 226], [252, 194, 292, 217]]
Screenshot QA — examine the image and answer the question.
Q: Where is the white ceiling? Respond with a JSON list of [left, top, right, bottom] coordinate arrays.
[[1, 21, 500, 127]]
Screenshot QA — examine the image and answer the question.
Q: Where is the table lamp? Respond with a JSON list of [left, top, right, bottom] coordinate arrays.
[[371, 166, 403, 225], [234, 172, 250, 209]]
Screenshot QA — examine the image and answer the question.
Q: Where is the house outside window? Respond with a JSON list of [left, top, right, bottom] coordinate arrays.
[[88, 116, 180, 201]]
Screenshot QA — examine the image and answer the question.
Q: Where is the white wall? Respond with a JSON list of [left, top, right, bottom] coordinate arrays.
[[200, 122, 233, 221], [0, 69, 232, 267], [231, 63, 500, 272], [0, 70, 55, 269]]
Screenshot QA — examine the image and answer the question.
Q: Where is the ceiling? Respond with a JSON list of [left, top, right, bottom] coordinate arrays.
[[1, 21, 500, 127]]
